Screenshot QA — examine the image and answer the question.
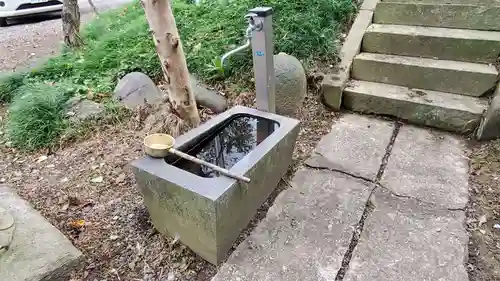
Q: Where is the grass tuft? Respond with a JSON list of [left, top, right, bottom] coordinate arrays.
[[5, 83, 74, 150], [0, 72, 27, 103]]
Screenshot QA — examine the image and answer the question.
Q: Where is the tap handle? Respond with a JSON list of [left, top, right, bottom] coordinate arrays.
[[244, 12, 262, 31], [244, 12, 258, 24]]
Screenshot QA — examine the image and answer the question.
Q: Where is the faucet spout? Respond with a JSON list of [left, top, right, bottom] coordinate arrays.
[[221, 39, 251, 66], [221, 26, 253, 66]]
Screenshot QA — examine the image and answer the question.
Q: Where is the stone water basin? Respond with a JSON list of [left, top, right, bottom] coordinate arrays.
[[131, 106, 300, 264]]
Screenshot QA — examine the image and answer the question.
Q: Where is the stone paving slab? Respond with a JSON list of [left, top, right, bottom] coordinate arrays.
[[211, 168, 374, 281], [381, 125, 469, 209], [306, 114, 394, 181], [343, 187, 469, 281], [0, 185, 83, 281]]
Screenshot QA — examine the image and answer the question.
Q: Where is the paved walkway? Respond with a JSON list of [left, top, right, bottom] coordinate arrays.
[[212, 113, 469, 281]]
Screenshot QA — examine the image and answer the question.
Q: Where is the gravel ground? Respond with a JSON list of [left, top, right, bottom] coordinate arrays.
[[0, 0, 131, 73], [467, 140, 500, 281]]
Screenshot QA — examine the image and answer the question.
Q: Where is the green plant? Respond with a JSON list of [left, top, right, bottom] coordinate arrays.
[[0, 72, 27, 103], [5, 83, 73, 150]]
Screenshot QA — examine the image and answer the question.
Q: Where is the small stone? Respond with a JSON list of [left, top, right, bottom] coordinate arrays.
[[479, 214, 487, 226], [167, 272, 175, 281], [115, 173, 126, 184], [46, 164, 55, 168], [37, 155, 48, 163], [493, 224, 500, 229], [109, 235, 119, 241], [61, 177, 69, 183], [90, 176, 103, 183], [67, 100, 105, 121], [480, 229, 486, 234]]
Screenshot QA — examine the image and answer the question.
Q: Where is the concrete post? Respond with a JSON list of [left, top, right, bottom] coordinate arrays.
[[249, 7, 276, 114]]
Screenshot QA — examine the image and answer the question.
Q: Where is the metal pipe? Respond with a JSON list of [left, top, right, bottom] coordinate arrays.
[[221, 25, 254, 66], [221, 39, 250, 66]]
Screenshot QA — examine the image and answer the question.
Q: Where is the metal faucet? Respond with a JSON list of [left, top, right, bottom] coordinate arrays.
[[221, 13, 262, 66]]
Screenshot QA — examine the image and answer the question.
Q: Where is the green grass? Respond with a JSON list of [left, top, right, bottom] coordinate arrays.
[[0, 0, 356, 150], [5, 82, 74, 150]]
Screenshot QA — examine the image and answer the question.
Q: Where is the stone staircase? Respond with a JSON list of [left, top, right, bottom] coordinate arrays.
[[324, 0, 500, 134]]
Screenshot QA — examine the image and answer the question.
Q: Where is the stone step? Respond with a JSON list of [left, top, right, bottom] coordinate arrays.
[[374, 2, 500, 31], [343, 80, 488, 133], [363, 24, 500, 63], [351, 52, 498, 96]]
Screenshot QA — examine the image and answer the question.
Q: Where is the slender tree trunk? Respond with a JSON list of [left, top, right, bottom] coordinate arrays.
[[88, 0, 99, 15], [141, 0, 200, 127], [62, 0, 82, 48]]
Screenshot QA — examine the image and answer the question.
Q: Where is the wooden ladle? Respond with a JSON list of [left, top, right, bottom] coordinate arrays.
[[143, 133, 251, 183]]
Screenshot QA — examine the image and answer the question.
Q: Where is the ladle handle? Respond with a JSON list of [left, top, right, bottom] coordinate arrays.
[[169, 148, 251, 183]]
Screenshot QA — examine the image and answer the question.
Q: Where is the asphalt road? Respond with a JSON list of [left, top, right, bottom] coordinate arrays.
[[0, 0, 132, 72]]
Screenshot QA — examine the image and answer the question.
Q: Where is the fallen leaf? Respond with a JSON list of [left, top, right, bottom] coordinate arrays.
[[69, 219, 86, 229]]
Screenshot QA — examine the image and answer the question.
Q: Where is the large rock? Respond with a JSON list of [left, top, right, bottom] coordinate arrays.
[[274, 53, 307, 116], [189, 75, 228, 113], [477, 84, 500, 140], [0, 185, 83, 281], [114, 72, 164, 108], [115, 72, 228, 113]]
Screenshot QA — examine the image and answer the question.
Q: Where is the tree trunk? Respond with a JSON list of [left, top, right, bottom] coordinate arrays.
[[62, 0, 82, 48], [88, 0, 99, 15], [142, 0, 200, 127]]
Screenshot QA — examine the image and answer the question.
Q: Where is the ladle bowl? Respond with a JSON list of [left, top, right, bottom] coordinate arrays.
[[144, 133, 175, 158]]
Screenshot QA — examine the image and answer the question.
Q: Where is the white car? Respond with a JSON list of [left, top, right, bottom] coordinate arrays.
[[0, 0, 63, 26]]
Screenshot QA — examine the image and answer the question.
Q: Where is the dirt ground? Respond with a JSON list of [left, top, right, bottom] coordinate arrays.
[[0, 82, 337, 280], [467, 140, 500, 281]]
